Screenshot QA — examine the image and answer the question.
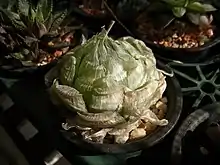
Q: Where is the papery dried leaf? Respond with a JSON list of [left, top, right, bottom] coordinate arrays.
[[108, 119, 141, 135], [65, 118, 92, 131], [52, 80, 87, 113], [77, 111, 121, 122], [84, 128, 112, 143], [130, 128, 146, 140], [73, 114, 126, 128], [114, 132, 130, 144], [141, 109, 168, 126], [62, 122, 91, 131]]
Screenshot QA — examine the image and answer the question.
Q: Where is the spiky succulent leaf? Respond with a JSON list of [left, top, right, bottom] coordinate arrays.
[[0, 0, 16, 10], [49, 10, 67, 32], [0, 34, 7, 45], [35, 5, 44, 23], [38, 0, 53, 22], [36, 22, 48, 37], [0, 0, 82, 65], [0, 8, 26, 29], [18, 0, 30, 16], [28, 4, 36, 23]]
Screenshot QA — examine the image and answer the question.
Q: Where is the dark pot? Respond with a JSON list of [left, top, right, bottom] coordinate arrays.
[[213, 0, 220, 9], [171, 102, 220, 165], [0, 61, 56, 79], [61, 61, 183, 154], [131, 12, 220, 63], [0, 29, 86, 79], [70, 4, 112, 32]]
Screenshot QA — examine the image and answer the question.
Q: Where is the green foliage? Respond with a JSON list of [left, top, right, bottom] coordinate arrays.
[[161, 0, 217, 26], [0, 0, 78, 66]]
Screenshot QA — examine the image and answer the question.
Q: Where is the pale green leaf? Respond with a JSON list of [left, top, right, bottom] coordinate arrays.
[[2, 10, 26, 29], [35, 5, 44, 23], [60, 55, 76, 86], [37, 0, 53, 21], [18, 0, 30, 16], [187, 12, 200, 25], [49, 10, 67, 32], [201, 4, 217, 12], [172, 7, 186, 17], [188, 2, 217, 12]]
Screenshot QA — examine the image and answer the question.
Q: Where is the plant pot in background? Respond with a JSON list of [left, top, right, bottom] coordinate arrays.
[[115, 0, 220, 63], [69, 0, 116, 32], [171, 102, 220, 165], [131, 12, 220, 63]]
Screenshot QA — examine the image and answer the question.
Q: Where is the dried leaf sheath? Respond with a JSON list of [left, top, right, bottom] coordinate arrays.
[[52, 80, 87, 113]]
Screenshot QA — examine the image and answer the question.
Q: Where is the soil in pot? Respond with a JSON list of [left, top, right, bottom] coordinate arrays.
[[73, 0, 107, 18], [136, 12, 216, 49]]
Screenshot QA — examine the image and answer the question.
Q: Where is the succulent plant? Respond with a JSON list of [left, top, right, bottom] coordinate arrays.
[[0, 0, 83, 67], [162, 0, 217, 28], [45, 21, 168, 144]]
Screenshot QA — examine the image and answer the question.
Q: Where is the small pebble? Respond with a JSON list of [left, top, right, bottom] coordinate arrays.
[[48, 42, 54, 46], [145, 121, 157, 132], [160, 97, 168, 103], [155, 27, 213, 49], [173, 43, 179, 48], [130, 128, 146, 140], [207, 29, 214, 37], [172, 33, 178, 38], [157, 102, 167, 112], [138, 122, 146, 129], [151, 108, 159, 115]]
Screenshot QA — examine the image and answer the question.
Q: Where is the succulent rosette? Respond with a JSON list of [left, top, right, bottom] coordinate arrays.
[[45, 21, 169, 144]]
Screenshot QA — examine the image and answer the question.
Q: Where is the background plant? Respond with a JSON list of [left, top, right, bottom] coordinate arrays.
[[162, 0, 217, 28], [0, 0, 82, 66]]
